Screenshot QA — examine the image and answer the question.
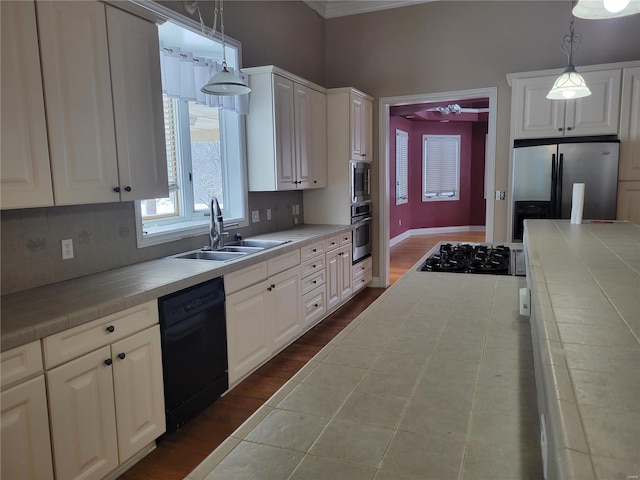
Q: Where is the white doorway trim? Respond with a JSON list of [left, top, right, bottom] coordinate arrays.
[[377, 87, 498, 288]]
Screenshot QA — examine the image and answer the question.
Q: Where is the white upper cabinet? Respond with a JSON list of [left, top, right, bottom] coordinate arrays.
[[244, 66, 328, 191], [34, 1, 168, 206], [512, 69, 622, 139], [350, 92, 373, 161], [0, 1, 54, 209], [618, 66, 640, 181]]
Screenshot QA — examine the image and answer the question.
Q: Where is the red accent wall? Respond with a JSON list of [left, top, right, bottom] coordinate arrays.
[[389, 119, 487, 238]]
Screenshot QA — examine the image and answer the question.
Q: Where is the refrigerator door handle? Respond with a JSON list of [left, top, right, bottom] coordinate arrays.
[[551, 153, 557, 216], [556, 153, 564, 217]]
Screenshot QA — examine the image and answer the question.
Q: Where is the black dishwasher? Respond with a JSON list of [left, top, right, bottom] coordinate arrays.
[[158, 277, 228, 436]]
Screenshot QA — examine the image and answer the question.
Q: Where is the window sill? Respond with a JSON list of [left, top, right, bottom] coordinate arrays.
[[422, 196, 460, 202], [137, 217, 248, 248]]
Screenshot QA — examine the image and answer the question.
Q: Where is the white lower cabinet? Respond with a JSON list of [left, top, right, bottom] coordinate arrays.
[[226, 266, 302, 384], [1, 375, 54, 480], [327, 244, 353, 311], [352, 256, 373, 293]]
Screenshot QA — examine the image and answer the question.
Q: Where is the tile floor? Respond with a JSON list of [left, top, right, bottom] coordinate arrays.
[[187, 269, 543, 480]]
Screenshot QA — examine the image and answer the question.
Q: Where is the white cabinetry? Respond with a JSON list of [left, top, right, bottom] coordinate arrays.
[[44, 301, 165, 480], [326, 243, 353, 311], [511, 69, 621, 139], [0, 1, 54, 209], [35, 1, 167, 206], [243, 66, 327, 191], [617, 66, 640, 224], [352, 256, 373, 293], [225, 250, 302, 384], [1, 341, 54, 480], [304, 87, 374, 226]]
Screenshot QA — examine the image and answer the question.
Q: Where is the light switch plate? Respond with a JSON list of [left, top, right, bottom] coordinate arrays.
[[266, 208, 272, 221]]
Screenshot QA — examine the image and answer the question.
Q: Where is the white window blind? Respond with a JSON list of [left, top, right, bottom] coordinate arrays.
[[422, 135, 460, 202], [395, 129, 409, 205]]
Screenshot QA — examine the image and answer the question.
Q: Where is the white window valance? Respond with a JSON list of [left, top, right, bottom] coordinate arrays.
[[159, 42, 248, 114]]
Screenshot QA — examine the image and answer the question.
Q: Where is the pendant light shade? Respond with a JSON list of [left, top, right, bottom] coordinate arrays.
[[547, 65, 592, 99], [201, 65, 251, 96], [547, 0, 592, 100], [573, 0, 640, 19]]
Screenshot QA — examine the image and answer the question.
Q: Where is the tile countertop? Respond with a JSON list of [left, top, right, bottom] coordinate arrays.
[[0, 224, 352, 352], [523, 219, 640, 480]]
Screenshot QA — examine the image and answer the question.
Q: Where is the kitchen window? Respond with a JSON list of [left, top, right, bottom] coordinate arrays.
[[135, 18, 248, 247], [395, 129, 408, 205], [422, 134, 460, 202]]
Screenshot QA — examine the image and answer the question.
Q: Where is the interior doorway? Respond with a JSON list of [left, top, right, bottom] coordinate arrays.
[[377, 87, 498, 288]]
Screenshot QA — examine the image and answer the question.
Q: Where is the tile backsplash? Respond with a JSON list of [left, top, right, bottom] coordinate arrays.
[[1, 191, 304, 296]]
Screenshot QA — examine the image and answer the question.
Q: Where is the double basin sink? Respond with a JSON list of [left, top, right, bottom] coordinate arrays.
[[174, 239, 289, 262]]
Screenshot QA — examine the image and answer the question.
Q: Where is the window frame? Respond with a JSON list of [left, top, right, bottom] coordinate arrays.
[[395, 129, 409, 206], [422, 134, 461, 202], [133, 6, 248, 248]]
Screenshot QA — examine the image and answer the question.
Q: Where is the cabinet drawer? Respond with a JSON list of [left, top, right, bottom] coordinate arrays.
[[300, 241, 324, 262], [1, 340, 43, 390], [325, 235, 340, 251], [353, 269, 372, 292], [301, 269, 326, 295], [224, 261, 268, 295], [301, 255, 326, 278], [267, 249, 301, 276], [352, 256, 373, 281], [340, 231, 353, 246], [302, 285, 326, 327], [42, 300, 158, 369]]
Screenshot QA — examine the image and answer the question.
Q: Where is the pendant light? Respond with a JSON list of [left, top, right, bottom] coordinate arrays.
[[573, 0, 640, 19], [184, 0, 251, 96], [547, 0, 592, 100]]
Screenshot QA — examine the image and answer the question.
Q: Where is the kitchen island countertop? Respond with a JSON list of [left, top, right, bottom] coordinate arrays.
[[0, 224, 352, 352], [524, 219, 639, 479]]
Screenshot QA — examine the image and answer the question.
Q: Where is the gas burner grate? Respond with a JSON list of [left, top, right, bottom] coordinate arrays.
[[421, 243, 511, 275]]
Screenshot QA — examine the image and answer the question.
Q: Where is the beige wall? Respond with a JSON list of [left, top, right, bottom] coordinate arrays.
[[324, 1, 640, 242]]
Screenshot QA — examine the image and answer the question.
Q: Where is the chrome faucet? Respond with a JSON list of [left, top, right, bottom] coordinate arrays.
[[209, 197, 227, 250]]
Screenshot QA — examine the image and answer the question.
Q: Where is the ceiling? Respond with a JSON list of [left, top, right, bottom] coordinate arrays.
[[303, 0, 436, 18]]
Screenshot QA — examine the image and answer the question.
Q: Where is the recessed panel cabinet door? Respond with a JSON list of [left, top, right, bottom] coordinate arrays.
[[47, 346, 118, 480], [37, 1, 120, 205], [271, 267, 302, 350], [1, 376, 54, 480], [106, 6, 169, 202], [274, 76, 297, 190], [0, 1, 53, 209], [112, 326, 166, 463]]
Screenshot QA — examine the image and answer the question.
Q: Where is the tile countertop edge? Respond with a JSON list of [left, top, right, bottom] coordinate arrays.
[[0, 224, 353, 352], [523, 219, 640, 480]]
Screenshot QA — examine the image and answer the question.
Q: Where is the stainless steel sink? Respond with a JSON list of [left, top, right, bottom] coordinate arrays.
[[216, 246, 264, 254], [225, 239, 290, 249], [174, 250, 247, 261]]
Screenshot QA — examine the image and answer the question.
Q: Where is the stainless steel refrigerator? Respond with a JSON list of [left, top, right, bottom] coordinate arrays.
[[511, 139, 619, 241]]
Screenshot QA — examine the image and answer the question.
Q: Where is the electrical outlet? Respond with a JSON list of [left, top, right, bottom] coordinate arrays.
[[252, 210, 260, 223], [495, 190, 505, 201], [266, 208, 272, 221], [61, 239, 74, 260]]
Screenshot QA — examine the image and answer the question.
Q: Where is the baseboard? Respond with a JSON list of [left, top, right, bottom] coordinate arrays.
[[389, 225, 486, 247], [367, 276, 383, 288]]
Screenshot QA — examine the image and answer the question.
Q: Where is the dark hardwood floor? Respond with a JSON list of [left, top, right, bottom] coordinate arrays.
[[118, 231, 484, 480]]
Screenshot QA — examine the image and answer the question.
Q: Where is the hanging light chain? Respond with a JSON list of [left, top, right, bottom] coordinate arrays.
[[190, 0, 227, 67], [561, 0, 582, 67]]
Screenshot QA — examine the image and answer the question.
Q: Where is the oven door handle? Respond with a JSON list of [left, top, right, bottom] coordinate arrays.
[[357, 217, 372, 223]]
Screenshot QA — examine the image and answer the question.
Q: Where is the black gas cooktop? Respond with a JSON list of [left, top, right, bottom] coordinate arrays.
[[420, 243, 512, 275]]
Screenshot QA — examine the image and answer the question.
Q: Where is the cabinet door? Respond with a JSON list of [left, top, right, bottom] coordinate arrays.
[[0, 1, 53, 209], [512, 76, 565, 139], [362, 97, 373, 161], [339, 245, 353, 300], [47, 346, 119, 480], [326, 249, 341, 311], [1, 376, 54, 480], [37, 1, 120, 205], [618, 67, 640, 181], [107, 6, 169, 202], [274, 75, 297, 190], [350, 94, 366, 160], [294, 84, 313, 188], [226, 282, 271, 384], [309, 89, 328, 188], [617, 181, 640, 224], [271, 267, 302, 350], [112, 326, 165, 463], [567, 69, 621, 136]]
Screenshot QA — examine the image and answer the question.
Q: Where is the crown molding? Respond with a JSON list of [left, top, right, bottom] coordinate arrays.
[[303, 0, 435, 19]]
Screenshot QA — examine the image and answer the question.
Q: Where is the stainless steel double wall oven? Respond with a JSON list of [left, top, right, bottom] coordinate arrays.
[[350, 161, 372, 264]]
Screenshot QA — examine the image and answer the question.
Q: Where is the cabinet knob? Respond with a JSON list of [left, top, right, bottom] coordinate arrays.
[[312, 248, 317, 252], [106, 325, 115, 333], [271, 283, 275, 289], [314, 303, 319, 308], [361, 153, 367, 157], [113, 186, 121, 193], [567, 127, 572, 131], [558, 128, 563, 132], [313, 180, 317, 184], [312, 280, 317, 284], [124, 186, 132, 192], [104, 358, 113, 366], [117, 352, 126, 360], [312, 264, 316, 268]]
